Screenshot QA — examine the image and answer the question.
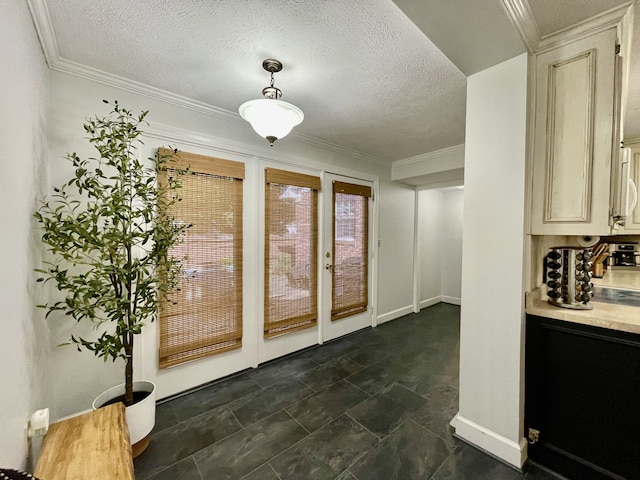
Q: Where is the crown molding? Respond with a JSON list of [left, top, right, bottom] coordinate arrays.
[[144, 122, 303, 165], [623, 137, 640, 148], [26, 0, 389, 169], [143, 122, 383, 183], [58, 57, 247, 123], [537, 3, 632, 53], [500, 0, 541, 54], [392, 144, 465, 168], [290, 131, 389, 166], [27, 0, 58, 67]]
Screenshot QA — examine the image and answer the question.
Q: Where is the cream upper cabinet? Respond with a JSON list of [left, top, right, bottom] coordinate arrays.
[[530, 28, 617, 235]]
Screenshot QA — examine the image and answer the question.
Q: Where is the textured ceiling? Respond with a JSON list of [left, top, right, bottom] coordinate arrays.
[[43, 0, 468, 162], [34, 0, 640, 162]]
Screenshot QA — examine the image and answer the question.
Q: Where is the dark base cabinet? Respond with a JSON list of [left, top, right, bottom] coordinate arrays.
[[525, 315, 640, 480]]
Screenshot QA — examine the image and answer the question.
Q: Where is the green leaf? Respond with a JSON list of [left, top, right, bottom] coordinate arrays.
[[34, 101, 188, 394]]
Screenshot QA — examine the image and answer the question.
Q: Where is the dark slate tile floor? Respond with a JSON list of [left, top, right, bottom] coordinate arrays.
[[134, 303, 564, 480]]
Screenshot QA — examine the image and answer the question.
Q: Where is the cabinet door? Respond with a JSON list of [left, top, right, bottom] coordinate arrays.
[[531, 29, 617, 235], [525, 315, 640, 480]]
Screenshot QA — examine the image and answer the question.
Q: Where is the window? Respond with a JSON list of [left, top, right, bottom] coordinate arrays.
[[335, 195, 358, 241], [332, 181, 371, 321], [264, 168, 320, 338], [159, 149, 244, 368]]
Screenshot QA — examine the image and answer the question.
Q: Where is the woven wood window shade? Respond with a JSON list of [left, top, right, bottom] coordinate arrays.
[[264, 168, 321, 338], [332, 181, 371, 321], [158, 149, 244, 368]]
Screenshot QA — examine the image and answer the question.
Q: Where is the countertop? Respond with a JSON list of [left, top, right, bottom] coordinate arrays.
[[591, 266, 640, 290], [526, 289, 640, 335]]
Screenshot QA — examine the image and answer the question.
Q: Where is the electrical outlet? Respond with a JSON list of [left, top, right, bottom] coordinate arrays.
[[28, 408, 49, 437]]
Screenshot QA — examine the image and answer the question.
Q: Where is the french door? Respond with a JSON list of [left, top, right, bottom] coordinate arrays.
[[321, 173, 374, 342], [258, 169, 374, 362]]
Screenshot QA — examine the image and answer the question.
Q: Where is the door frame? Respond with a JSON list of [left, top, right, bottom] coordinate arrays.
[[319, 172, 379, 343], [257, 160, 324, 364]]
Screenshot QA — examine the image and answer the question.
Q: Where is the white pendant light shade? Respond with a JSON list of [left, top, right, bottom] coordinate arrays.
[[239, 98, 304, 144], [239, 59, 304, 145]]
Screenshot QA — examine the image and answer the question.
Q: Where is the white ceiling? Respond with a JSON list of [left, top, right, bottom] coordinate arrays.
[[31, 0, 638, 163], [391, 0, 527, 76]]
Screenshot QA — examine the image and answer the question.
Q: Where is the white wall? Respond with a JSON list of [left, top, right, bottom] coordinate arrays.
[[441, 189, 463, 303], [376, 179, 417, 322], [44, 70, 417, 418], [455, 53, 528, 467], [0, 1, 50, 469], [417, 188, 463, 308], [418, 189, 443, 307]]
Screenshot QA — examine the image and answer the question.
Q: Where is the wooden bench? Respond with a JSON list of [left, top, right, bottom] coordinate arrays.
[[34, 403, 134, 480]]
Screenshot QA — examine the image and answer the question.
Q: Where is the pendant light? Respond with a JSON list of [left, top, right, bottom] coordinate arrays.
[[239, 59, 304, 146]]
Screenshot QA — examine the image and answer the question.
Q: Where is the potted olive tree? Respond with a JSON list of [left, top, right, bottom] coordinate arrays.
[[35, 100, 187, 456]]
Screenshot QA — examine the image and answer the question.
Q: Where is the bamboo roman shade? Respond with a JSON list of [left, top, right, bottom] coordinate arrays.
[[332, 181, 371, 321], [159, 149, 244, 368], [264, 168, 320, 338]]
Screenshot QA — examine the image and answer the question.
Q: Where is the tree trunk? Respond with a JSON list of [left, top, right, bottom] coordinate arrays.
[[124, 338, 134, 406]]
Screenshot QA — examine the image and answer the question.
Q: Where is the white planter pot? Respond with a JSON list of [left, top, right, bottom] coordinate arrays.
[[92, 380, 156, 447]]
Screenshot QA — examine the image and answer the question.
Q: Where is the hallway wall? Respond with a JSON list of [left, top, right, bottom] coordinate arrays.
[[0, 1, 50, 469], [418, 188, 463, 307], [418, 189, 443, 307], [441, 189, 463, 303]]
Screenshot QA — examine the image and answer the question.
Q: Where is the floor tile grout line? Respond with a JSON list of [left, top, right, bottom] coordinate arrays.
[[283, 407, 312, 435], [331, 349, 369, 369], [237, 458, 283, 480], [344, 412, 384, 441], [341, 411, 431, 477], [262, 409, 325, 473], [248, 359, 320, 389], [162, 407, 302, 476], [294, 375, 320, 393], [267, 462, 283, 480], [408, 418, 458, 448], [137, 458, 175, 480], [226, 378, 322, 426], [343, 469, 358, 480], [138, 406, 247, 479], [393, 379, 432, 401], [342, 377, 374, 397], [226, 404, 245, 429], [171, 384, 265, 425], [357, 406, 424, 443], [192, 454, 205, 480], [272, 411, 379, 479], [427, 443, 459, 480]]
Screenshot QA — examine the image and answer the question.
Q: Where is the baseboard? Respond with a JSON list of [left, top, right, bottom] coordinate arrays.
[[55, 408, 92, 423], [377, 305, 414, 324], [419, 296, 442, 309], [442, 296, 461, 305], [451, 413, 528, 468]]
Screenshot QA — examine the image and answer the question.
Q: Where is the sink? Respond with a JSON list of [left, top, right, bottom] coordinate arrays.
[[592, 286, 640, 307]]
